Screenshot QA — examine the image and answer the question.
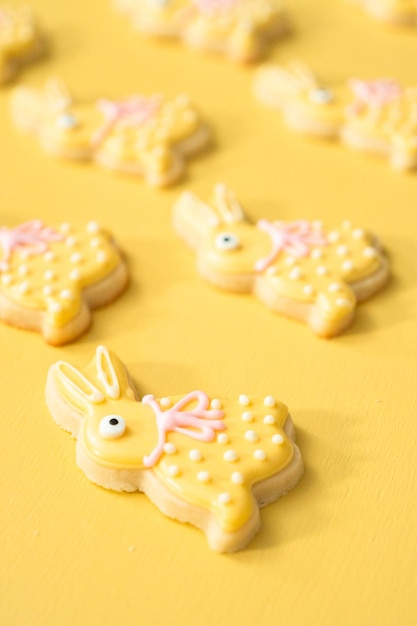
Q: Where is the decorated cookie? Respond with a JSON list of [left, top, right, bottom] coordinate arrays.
[[351, 0, 417, 25], [46, 346, 303, 552], [254, 62, 417, 171], [0, 5, 45, 85], [173, 184, 389, 337], [114, 0, 287, 63], [0, 220, 128, 344], [10, 79, 211, 186]]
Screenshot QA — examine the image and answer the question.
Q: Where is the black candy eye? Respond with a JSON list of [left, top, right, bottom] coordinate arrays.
[[215, 232, 240, 251], [99, 414, 126, 439]]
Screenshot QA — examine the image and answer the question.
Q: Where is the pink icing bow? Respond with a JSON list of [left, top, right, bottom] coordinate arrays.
[[0, 220, 64, 271], [92, 96, 159, 147], [348, 78, 402, 114], [255, 219, 327, 272], [142, 391, 226, 468]]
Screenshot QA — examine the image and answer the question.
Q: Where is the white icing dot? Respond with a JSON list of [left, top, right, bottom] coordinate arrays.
[[1, 274, 12, 285], [363, 247, 377, 258], [329, 282, 342, 292], [266, 266, 277, 276], [239, 394, 250, 406], [328, 231, 340, 242], [272, 434, 284, 445], [336, 297, 352, 308], [311, 249, 323, 259], [218, 492, 232, 505], [289, 266, 302, 280], [60, 223, 71, 233], [163, 442, 177, 455], [224, 450, 239, 462], [254, 449, 267, 461], [241, 411, 254, 423], [160, 397, 171, 407], [217, 433, 229, 444], [337, 245, 348, 256], [189, 449, 202, 462], [90, 237, 101, 248], [18, 265, 29, 276], [245, 430, 259, 442], [49, 302, 62, 313], [69, 269, 80, 281], [284, 256, 296, 266], [303, 284, 315, 296], [44, 251, 55, 262], [210, 398, 222, 410], [197, 471, 210, 483], [96, 251, 108, 263], [71, 252, 83, 264], [342, 220, 352, 229], [44, 270, 55, 281], [312, 220, 322, 230], [231, 472, 244, 485], [60, 289, 73, 300], [316, 265, 329, 276], [352, 228, 364, 239], [43, 285, 54, 296], [65, 236, 77, 247], [342, 260, 354, 272], [167, 465, 180, 477], [264, 414, 275, 425], [87, 221, 100, 233], [18, 281, 30, 294], [264, 396, 276, 408]]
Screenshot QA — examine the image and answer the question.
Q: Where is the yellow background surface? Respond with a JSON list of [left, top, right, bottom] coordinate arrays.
[[1, 1, 416, 625]]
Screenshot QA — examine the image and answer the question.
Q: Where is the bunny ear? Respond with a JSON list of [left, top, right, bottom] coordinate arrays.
[[94, 345, 122, 400], [212, 184, 245, 224], [44, 78, 73, 111], [172, 190, 221, 249], [254, 62, 320, 110], [53, 361, 105, 412]]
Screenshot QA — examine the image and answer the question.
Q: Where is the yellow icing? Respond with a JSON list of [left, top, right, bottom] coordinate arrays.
[[203, 219, 383, 322], [52, 348, 295, 532], [0, 222, 122, 327], [0, 5, 42, 79]]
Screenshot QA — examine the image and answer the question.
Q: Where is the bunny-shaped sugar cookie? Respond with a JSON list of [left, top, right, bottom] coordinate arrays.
[[46, 346, 303, 552], [10, 79, 211, 186], [0, 220, 128, 344], [114, 0, 287, 64], [0, 5, 45, 85], [254, 62, 417, 171], [173, 184, 389, 337]]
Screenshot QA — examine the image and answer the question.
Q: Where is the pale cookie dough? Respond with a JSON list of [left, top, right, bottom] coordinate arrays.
[[0, 220, 128, 344], [254, 61, 417, 171], [172, 184, 390, 338], [10, 79, 211, 186], [114, 0, 288, 63], [46, 345, 303, 552], [351, 0, 417, 25], [0, 5, 45, 85]]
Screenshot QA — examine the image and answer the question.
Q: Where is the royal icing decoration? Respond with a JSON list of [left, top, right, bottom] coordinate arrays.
[[0, 5, 45, 85], [10, 80, 211, 187], [47, 346, 303, 552], [0, 220, 127, 344], [253, 62, 417, 171], [114, 0, 287, 63], [172, 184, 390, 337]]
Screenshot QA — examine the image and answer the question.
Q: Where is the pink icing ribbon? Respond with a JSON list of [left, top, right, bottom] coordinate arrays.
[[255, 219, 327, 272], [0, 220, 64, 271], [142, 391, 226, 468], [348, 78, 402, 115], [92, 96, 159, 147]]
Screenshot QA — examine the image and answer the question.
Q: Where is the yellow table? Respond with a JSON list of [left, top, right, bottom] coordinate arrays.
[[1, 1, 416, 625]]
